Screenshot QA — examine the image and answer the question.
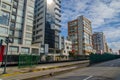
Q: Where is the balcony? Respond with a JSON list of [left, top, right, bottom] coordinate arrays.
[[12, 11, 17, 15], [13, 3, 17, 8]]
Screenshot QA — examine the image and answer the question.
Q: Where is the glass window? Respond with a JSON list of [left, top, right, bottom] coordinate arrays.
[[9, 46, 19, 52], [27, 12, 33, 19], [2, 2, 11, 10], [0, 11, 10, 26], [25, 40, 31, 45], [16, 23, 22, 30], [11, 15, 15, 20], [16, 16, 23, 23], [18, 2, 24, 10], [14, 38, 21, 44], [21, 47, 29, 53], [19, 0, 24, 4], [9, 30, 14, 36], [13, 1, 17, 6], [17, 10, 24, 17], [32, 48, 39, 54], [10, 22, 15, 28], [12, 8, 17, 13], [26, 26, 33, 31], [27, 19, 33, 25], [4, 0, 12, 3], [15, 31, 22, 37], [27, 6, 34, 13], [0, 27, 8, 34], [25, 33, 32, 38]]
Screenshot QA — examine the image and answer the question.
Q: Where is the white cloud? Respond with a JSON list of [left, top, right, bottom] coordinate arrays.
[[110, 0, 120, 9], [61, 0, 120, 52], [102, 26, 120, 52], [108, 41, 120, 52], [62, 0, 120, 29], [103, 27, 120, 41], [86, 0, 117, 28]]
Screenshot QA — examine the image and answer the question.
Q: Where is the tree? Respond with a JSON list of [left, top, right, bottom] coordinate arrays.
[[69, 50, 76, 57]]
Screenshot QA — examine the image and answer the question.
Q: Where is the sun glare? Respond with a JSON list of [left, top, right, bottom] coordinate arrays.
[[47, 0, 53, 5]]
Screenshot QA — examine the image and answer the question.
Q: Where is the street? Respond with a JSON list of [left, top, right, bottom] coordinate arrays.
[[39, 59, 120, 80], [0, 60, 89, 80]]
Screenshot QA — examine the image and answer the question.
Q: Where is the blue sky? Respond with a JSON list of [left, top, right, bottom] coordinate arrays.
[[61, 0, 120, 52]]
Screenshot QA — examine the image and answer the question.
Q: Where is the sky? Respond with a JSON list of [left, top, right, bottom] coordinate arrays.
[[61, 0, 120, 52]]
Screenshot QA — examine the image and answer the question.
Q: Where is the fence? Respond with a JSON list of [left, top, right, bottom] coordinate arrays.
[[18, 54, 40, 68], [89, 53, 120, 64]]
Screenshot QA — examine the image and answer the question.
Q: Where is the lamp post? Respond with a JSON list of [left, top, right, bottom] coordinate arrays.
[[3, 37, 12, 74]]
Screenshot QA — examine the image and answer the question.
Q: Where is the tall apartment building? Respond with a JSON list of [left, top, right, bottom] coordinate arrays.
[[0, 0, 40, 55], [33, 0, 62, 54], [68, 16, 93, 55], [92, 32, 106, 53], [105, 42, 111, 53], [118, 50, 120, 55]]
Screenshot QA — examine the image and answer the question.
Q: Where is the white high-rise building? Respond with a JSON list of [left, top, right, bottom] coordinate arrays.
[[92, 32, 106, 53], [0, 0, 40, 55], [33, 0, 62, 54]]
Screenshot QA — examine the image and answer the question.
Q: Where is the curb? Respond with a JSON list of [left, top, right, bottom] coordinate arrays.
[[23, 63, 89, 80], [0, 60, 89, 79]]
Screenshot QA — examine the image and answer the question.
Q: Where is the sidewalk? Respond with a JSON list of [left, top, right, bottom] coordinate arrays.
[[0, 60, 89, 80]]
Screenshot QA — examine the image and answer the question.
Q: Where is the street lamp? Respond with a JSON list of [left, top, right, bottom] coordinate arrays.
[[3, 37, 12, 74]]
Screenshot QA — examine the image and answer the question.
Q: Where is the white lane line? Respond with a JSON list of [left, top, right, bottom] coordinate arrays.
[[83, 76, 93, 80]]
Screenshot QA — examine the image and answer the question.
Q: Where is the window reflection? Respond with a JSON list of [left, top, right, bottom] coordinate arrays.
[[0, 11, 10, 26]]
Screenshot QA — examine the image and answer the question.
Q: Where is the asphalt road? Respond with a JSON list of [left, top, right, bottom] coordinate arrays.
[[39, 58, 120, 80]]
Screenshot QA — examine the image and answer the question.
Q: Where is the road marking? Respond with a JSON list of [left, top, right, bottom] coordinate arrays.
[[83, 76, 93, 80]]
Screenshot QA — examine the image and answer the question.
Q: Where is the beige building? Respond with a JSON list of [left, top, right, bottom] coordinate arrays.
[[68, 15, 93, 55], [118, 50, 120, 55], [0, 0, 40, 55], [105, 42, 111, 53]]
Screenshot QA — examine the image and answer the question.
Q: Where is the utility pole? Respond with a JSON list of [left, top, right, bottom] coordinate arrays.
[[3, 37, 12, 74]]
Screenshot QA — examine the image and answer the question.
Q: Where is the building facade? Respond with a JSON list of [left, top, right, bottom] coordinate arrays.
[[68, 16, 92, 55], [92, 32, 106, 53], [0, 0, 40, 55], [33, 0, 62, 54], [62, 39, 72, 56], [105, 42, 111, 53], [119, 50, 120, 55]]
